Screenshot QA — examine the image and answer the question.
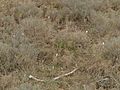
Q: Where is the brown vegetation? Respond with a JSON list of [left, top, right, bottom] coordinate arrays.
[[0, 0, 120, 90]]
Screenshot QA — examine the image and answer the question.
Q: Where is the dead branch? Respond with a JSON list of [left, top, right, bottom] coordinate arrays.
[[53, 68, 78, 81], [29, 68, 78, 82], [29, 75, 45, 82]]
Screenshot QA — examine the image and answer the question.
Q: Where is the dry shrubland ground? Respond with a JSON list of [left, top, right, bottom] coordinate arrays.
[[0, 0, 120, 90]]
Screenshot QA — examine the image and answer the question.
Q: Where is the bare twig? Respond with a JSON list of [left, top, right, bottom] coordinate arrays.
[[53, 68, 78, 81], [29, 68, 78, 82], [29, 75, 45, 82]]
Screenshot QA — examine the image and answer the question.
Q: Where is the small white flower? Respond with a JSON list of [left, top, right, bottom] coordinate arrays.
[[55, 53, 58, 57], [48, 16, 50, 19], [22, 33, 24, 36], [29, 75, 33, 78], [13, 35, 15, 38], [52, 66, 55, 69], [86, 31, 88, 33], [102, 42, 105, 45]]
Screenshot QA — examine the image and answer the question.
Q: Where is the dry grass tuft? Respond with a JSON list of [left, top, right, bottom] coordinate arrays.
[[0, 0, 120, 90]]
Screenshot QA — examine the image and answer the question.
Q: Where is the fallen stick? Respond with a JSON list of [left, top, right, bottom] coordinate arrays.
[[29, 68, 78, 82], [53, 68, 78, 81], [29, 75, 45, 82]]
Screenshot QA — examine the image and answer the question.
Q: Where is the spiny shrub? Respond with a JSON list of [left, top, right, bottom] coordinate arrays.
[[11, 30, 38, 60], [0, 42, 17, 75], [93, 37, 120, 65], [13, 2, 41, 24], [55, 31, 90, 54], [61, 0, 91, 21], [20, 17, 56, 47], [44, 0, 92, 30], [0, 14, 16, 33], [109, 0, 120, 11], [102, 37, 120, 63], [88, 9, 120, 40], [88, 10, 110, 38]]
